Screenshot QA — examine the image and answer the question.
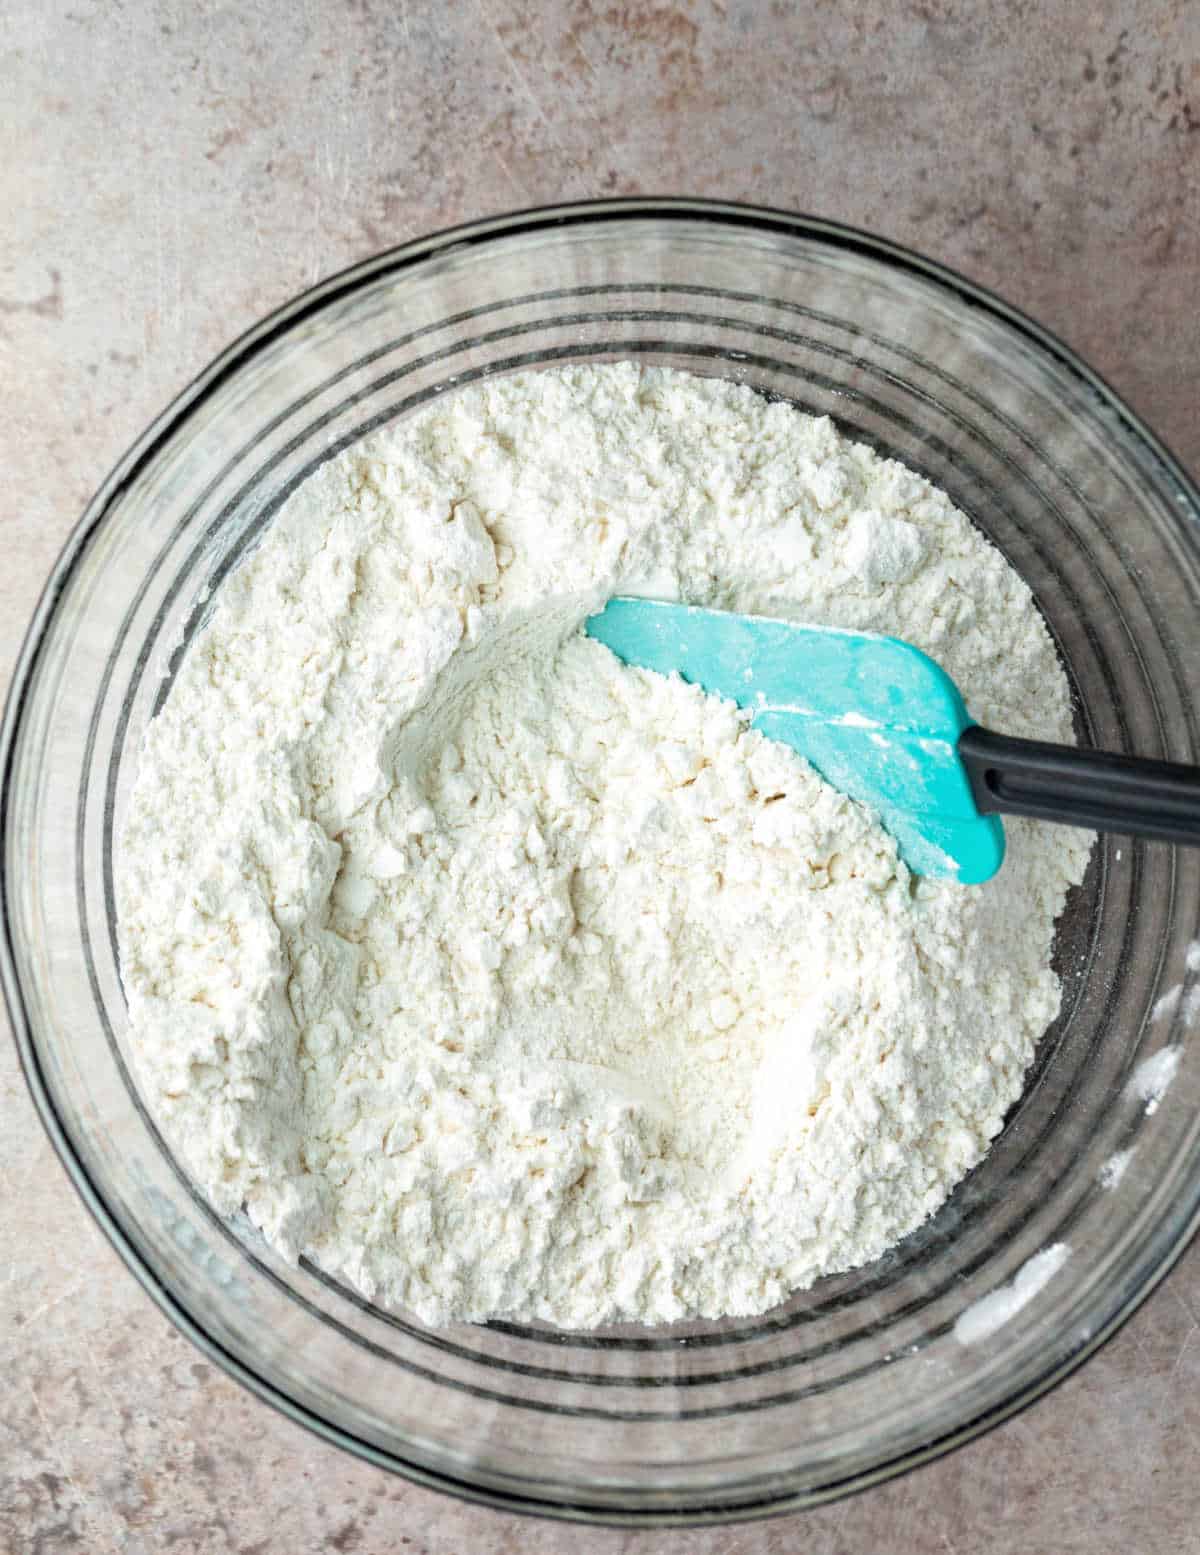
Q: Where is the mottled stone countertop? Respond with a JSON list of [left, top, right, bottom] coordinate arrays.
[[3, 3, 1199, 1551]]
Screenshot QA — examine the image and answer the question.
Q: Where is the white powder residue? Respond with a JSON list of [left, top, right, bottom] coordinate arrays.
[[1099, 1149, 1134, 1190], [1150, 944, 1200, 1030], [117, 363, 1091, 1328], [1130, 1046, 1181, 1116], [1152, 985, 1183, 1024], [954, 1245, 1072, 1345]]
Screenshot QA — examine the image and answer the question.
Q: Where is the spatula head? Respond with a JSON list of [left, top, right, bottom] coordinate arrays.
[[585, 597, 1005, 883]]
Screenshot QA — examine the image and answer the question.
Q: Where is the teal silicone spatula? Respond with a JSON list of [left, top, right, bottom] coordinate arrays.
[[585, 597, 1200, 884]]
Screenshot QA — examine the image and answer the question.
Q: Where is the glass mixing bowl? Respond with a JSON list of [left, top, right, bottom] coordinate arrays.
[[4, 201, 1200, 1526]]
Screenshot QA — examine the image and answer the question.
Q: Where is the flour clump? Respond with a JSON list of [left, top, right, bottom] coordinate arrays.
[[117, 363, 1091, 1327]]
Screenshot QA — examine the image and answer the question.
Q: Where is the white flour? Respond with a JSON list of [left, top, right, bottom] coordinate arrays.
[[954, 1244, 1072, 1345], [117, 363, 1091, 1326], [1130, 1046, 1181, 1115]]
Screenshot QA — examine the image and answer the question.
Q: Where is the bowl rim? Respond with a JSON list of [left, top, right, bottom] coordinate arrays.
[[3, 195, 1200, 1526]]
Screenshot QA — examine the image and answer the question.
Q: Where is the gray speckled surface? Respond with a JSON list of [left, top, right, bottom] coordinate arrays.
[[3, 3, 1199, 1551]]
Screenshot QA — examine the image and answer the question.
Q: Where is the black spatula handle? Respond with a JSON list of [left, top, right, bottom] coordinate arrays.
[[958, 725, 1200, 845]]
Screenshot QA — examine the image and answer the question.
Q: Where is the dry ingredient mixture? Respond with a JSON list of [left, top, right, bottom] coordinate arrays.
[[117, 363, 1091, 1327]]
